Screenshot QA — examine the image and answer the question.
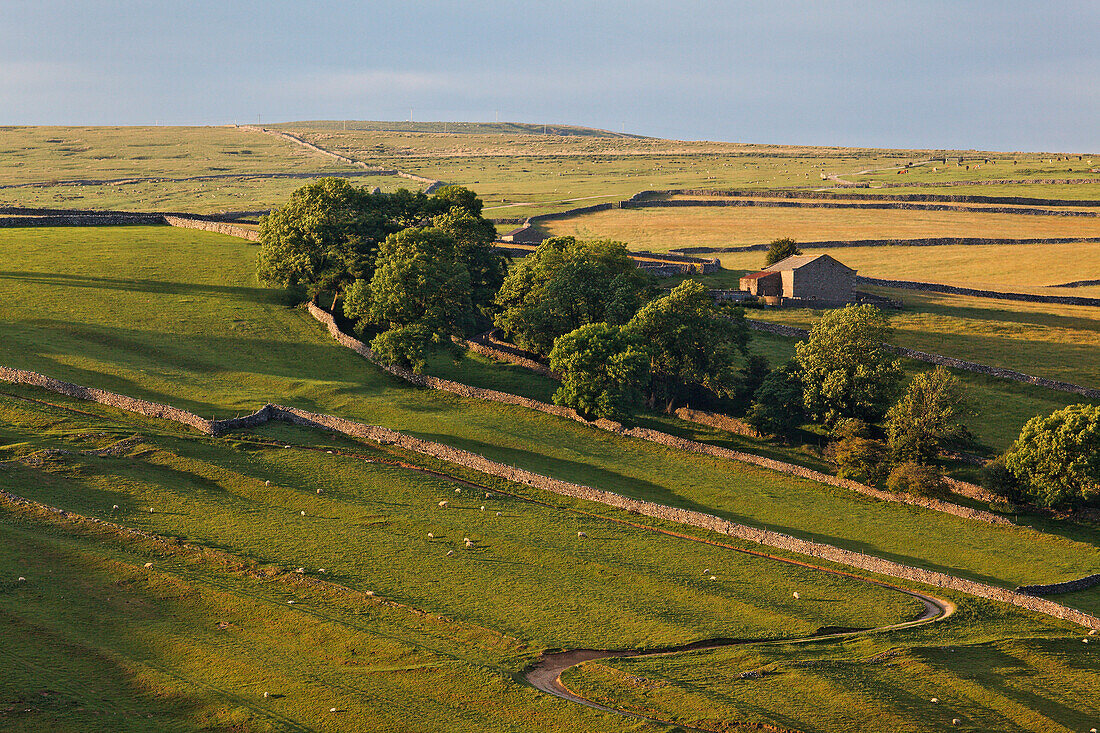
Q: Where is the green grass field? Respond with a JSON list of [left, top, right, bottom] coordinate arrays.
[[0, 226, 1099, 605]]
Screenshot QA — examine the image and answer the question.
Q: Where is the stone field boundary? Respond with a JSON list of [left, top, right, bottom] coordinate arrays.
[[673, 235, 1100, 254], [746, 319, 1100, 399], [856, 276, 1100, 307], [1, 362, 1097, 630]]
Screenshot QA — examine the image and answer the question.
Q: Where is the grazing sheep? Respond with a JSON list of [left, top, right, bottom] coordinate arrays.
[[446, 550, 454, 556], [300, 510, 306, 516], [577, 531, 587, 538], [330, 708, 337, 713], [364, 590, 375, 597], [287, 600, 295, 604], [295, 567, 305, 574], [318, 569, 327, 574], [793, 592, 800, 600], [708, 575, 716, 581], [1091, 630, 1097, 636], [427, 533, 434, 539], [144, 562, 153, 568], [480, 506, 485, 511], [465, 539, 474, 548], [111, 505, 119, 511], [265, 480, 271, 486], [316, 489, 323, 495], [17, 577, 25, 582], [455, 488, 461, 494], [496, 512, 502, 517], [930, 698, 938, 703], [485, 493, 492, 499], [703, 569, 710, 575], [326, 451, 333, 454], [149, 508, 155, 513], [438, 500, 448, 508], [951, 719, 960, 726], [263, 691, 270, 698]]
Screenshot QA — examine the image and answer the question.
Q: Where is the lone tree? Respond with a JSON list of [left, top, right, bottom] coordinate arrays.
[[624, 280, 750, 412], [1003, 403, 1100, 508], [493, 236, 654, 354], [795, 305, 903, 426], [548, 323, 649, 421], [343, 227, 474, 372], [764, 237, 802, 267], [886, 366, 966, 463]]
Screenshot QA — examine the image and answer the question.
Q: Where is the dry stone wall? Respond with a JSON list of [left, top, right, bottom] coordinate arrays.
[[665, 187, 1100, 208], [674, 235, 1100, 255], [1, 362, 1096, 629], [857, 276, 1100, 308], [306, 304, 1010, 526], [162, 216, 260, 241], [620, 197, 1100, 218], [746, 319, 1100, 399], [1017, 574, 1100, 597]]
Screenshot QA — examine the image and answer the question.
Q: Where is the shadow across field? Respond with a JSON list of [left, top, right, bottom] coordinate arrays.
[[0, 270, 292, 306]]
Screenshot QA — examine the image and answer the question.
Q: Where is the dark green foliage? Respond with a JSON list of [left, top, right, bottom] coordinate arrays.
[[258, 178, 395, 296], [886, 462, 947, 497], [981, 455, 1026, 503], [368, 323, 434, 373], [730, 354, 772, 414], [548, 323, 650, 421], [624, 280, 751, 412], [827, 419, 889, 485], [493, 236, 655, 354], [1003, 403, 1100, 508], [763, 237, 802, 267], [886, 366, 966, 463], [795, 305, 903, 426], [345, 228, 474, 372], [258, 180, 500, 305], [745, 360, 805, 440], [432, 209, 506, 318]]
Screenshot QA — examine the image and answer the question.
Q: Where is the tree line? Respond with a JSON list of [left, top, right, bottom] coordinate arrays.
[[258, 180, 1098, 514]]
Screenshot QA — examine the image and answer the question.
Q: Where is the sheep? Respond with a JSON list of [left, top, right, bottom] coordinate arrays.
[[427, 532, 434, 539], [465, 539, 474, 548], [330, 708, 337, 713], [318, 568, 327, 574], [703, 569, 710, 575], [577, 531, 587, 538], [326, 451, 333, 454], [287, 600, 295, 605], [265, 480, 271, 486], [111, 504, 119, 511], [149, 507, 155, 513], [364, 590, 375, 597], [930, 698, 938, 704], [438, 500, 448, 508], [1090, 629, 1097, 636], [463, 537, 471, 543], [316, 488, 323, 495], [144, 562, 153, 568], [446, 550, 454, 556], [17, 577, 25, 582], [709, 576, 717, 581], [951, 719, 960, 726], [793, 592, 800, 600], [300, 510, 306, 516], [485, 493, 492, 499], [496, 512, 502, 517], [454, 488, 461, 494], [295, 567, 305, 574], [263, 691, 270, 699], [480, 506, 486, 511]]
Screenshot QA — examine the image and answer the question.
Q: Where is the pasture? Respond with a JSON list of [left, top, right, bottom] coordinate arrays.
[[1, 227, 1099, 608], [537, 206, 1100, 253]]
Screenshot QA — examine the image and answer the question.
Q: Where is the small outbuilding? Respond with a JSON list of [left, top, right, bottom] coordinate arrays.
[[739, 253, 857, 306]]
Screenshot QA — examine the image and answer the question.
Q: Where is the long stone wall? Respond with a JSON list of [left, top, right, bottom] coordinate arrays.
[[162, 216, 260, 242], [2, 364, 1094, 629], [1017, 573, 1100, 597], [305, 304, 1010, 526], [663, 187, 1100, 208], [673, 235, 1100, 255], [621, 197, 1100, 218], [746, 319, 1100, 399], [857, 276, 1100, 308]]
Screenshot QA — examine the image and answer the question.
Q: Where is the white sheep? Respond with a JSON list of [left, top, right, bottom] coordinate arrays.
[[149, 507, 155, 513], [263, 691, 270, 699], [318, 568, 327, 574], [287, 600, 295, 605], [496, 512, 502, 517], [300, 510, 306, 516], [316, 488, 323, 495], [480, 506, 485, 511], [485, 493, 492, 499], [427, 532, 434, 539], [17, 577, 25, 582], [111, 505, 119, 511], [710, 576, 717, 581], [951, 719, 960, 726], [454, 488, 461, 494], [438, 500, 448, 508], [295, 567, 305, 574], [577, 531, 587, 538], [930, 698, 938, 704], [265, 480, 271, 486], [465, 540, 474, 548], [446, 550, 454, 556], [326, 451, 333, 454], [793, 592, 800, 600], [703, 569, 710, 574]]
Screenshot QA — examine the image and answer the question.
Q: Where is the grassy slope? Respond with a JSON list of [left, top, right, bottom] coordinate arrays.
[[0, 227, 1099, 615], [538, 207, 1100, 252]]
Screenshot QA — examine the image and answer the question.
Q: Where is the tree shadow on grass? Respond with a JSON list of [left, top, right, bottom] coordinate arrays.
[[0, 270, 294, 306]]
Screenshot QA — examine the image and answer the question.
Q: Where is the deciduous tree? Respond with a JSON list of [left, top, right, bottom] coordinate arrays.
[[886, 366, 965, 463], [548, 323, 649, 421], [1003, 403, 1100, 508]]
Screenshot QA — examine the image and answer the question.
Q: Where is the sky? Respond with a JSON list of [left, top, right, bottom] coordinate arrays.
[[2, 1, 1097, 151]]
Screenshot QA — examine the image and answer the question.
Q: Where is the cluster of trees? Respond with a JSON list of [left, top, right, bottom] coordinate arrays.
[[742, 305, 968, 496], [492, 236, 750, 421], [258, 178, 505, 371]]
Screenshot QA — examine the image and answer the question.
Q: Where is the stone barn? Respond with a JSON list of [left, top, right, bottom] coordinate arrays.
[[739, 254, 856, 306]]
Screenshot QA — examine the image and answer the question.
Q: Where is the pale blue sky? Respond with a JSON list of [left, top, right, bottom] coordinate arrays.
[[2, 1, 1097, 151]]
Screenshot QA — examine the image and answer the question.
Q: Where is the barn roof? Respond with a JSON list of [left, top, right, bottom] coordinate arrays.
[[764, 253, 856, 272], [739, 270, 782, 280]]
